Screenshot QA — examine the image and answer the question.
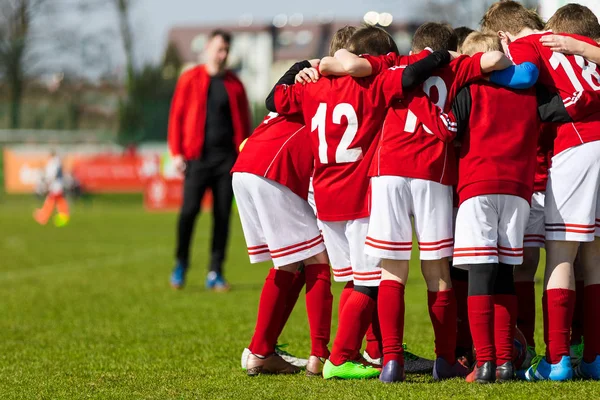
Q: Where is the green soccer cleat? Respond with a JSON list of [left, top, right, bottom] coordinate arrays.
[[323, 359, 381, 380], [570, 341, 584, 367]]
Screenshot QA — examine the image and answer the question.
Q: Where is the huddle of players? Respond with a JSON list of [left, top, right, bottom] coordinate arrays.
[[231, 1, 600, 383]]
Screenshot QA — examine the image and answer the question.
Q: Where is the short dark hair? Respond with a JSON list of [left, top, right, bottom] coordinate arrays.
[[346, 25, 399, 56], [454, 26, 475, 51], [412, 22, 457, 52], [209, 29, 232, 45], [545, 3, 600, 40]]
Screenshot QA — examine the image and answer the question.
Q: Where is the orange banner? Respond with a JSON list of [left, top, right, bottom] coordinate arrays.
[[3, 149, 78, 194], [143, 177, 212, 212], [3, 148, 160, 194], [72, 154, 159, 193]]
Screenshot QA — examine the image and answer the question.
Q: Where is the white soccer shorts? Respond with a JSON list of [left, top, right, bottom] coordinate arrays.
[[232, 172, 326, 267], [307, 177, 323, 231], [453, 194, 530, 266], [320, 217, 381, 286], [365, 176, 454, 261], [545, 141, 600, 242], [524, 191, 545, 248]]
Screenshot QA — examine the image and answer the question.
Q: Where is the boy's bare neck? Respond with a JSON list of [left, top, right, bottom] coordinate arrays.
[[516, 28, 543, 39]]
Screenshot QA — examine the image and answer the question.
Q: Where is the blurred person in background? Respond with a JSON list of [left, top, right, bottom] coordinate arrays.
[[168, 29, 251, 291], [34, 150, 70, 227]]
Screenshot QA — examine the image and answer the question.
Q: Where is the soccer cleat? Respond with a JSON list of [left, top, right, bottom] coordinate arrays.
[[466, 361, 496, 384], [520, 346, 537, 370], [363, 350, 383, 366], [275, 344, 308, 368], [403, 344, 435, 374], [170, 261, 188, 289], [323, 359, 380, 380], [241, 347, 250, 370], [522, 355, 573, 381], [517, 347, 538, 379], [306, 355, 326, 377], [574, 355, 600, 380], [241, 345, 308, 370], [496, 361, 515, 382], [466, 361, 495, 384], [205, 271, 230, 292], [355, 354, 382, 369], [455, 346, 475, 367], [433, 356, 470, 380], [379, 360, 405, 383], [246, 353, 301, 376], [570, 342, 584, 367]]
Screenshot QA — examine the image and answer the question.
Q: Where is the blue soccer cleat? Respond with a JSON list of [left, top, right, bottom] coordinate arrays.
[[206, 271, 230, 292], [574, 355, 600, 380], [522, 355, 573, 381], [379, 360, 405, 383], [433, 356, 470, 380], [170, 260, 188, 289]]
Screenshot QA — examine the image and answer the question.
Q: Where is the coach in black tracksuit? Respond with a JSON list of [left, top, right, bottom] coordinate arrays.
[[167, 30, 250, 290]]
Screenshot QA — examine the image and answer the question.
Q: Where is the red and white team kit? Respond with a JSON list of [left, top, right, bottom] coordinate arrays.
[[232, 34, 600, 282]]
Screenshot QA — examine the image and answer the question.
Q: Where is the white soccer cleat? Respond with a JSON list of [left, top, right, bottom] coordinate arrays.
[[275, 344, 308, 368], [241, 347, 251, 370], [362, 350, 382, 366], [241, 345, 308, 369]]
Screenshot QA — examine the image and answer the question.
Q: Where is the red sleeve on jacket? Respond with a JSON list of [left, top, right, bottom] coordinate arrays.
[[168, 70, 192, 157], [238, 82, 252, 139]]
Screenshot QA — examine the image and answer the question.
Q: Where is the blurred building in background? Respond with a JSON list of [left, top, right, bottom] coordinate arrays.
[[166, 19, 422, 104]]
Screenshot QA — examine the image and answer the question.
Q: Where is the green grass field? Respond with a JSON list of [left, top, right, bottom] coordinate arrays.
[[0, 195, 598, 399]]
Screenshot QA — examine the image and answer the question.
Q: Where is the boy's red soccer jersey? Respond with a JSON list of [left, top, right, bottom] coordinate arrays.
[[368, 53, 484, 185], [533, 123, 557, 193], [360, 48, 432, 75], [508, 32, 600, 155], [231, 113, 313, 200], [454, 82, 540, 205], [273, 67, 408, 221]]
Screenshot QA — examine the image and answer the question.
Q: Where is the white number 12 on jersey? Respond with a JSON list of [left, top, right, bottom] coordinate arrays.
[[311, 103, 362, 164]]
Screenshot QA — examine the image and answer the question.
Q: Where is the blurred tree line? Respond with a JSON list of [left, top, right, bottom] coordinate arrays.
[[0, 0, 182, 145]]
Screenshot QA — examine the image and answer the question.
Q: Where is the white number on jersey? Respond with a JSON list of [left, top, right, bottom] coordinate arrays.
[[311, 103, 362, 164], [404, 76, 449, 135], [550, 52, 600, 93], [263, 112, 279, 124]]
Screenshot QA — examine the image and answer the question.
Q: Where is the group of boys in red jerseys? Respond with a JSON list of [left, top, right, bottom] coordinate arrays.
[[231, 1, 600, 383]]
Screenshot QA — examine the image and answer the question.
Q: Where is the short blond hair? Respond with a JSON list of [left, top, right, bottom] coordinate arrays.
[[460, 31, 502, 55]]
